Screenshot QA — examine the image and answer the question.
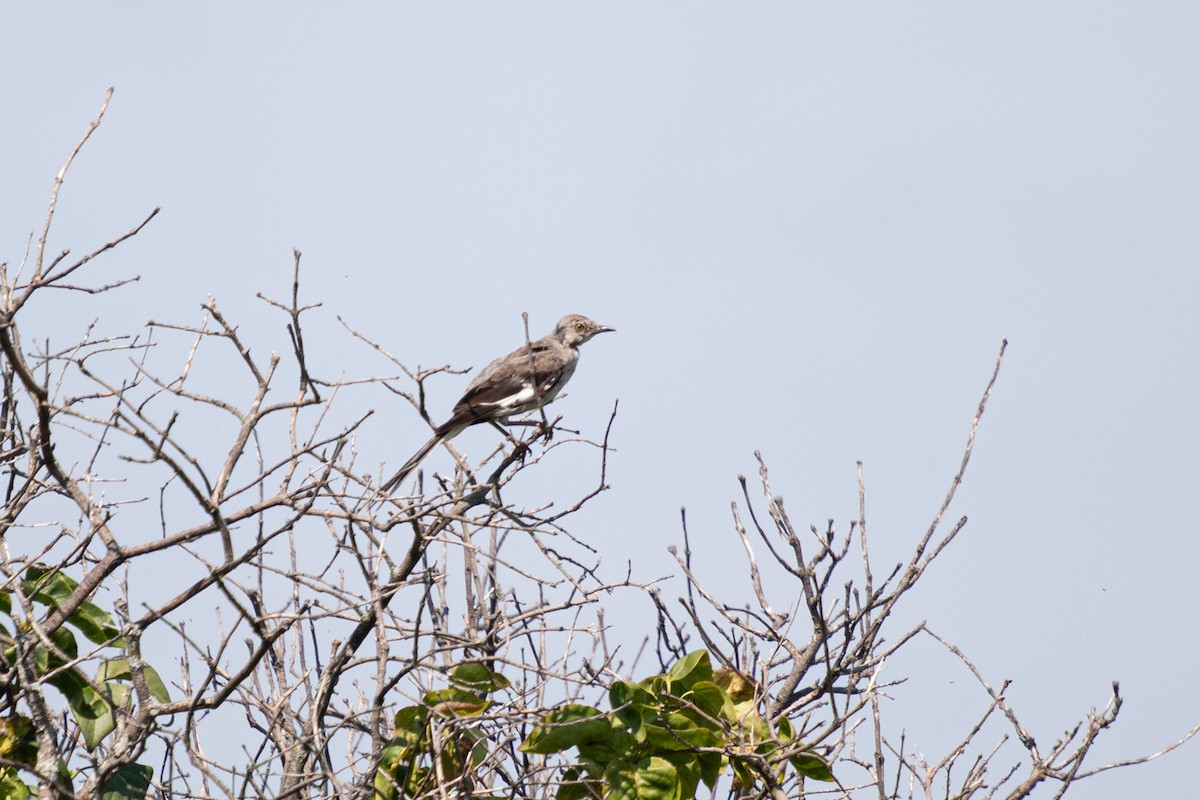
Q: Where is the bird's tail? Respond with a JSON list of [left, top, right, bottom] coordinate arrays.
[[380, 423, 470, 495], [379, 433, 444, 495]]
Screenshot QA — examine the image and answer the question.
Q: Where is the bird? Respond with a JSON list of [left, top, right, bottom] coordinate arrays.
[[380, 314, 614, 494]]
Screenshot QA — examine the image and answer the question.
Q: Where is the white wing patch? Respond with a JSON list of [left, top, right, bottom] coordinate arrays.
[[492, 383, 537, 410]]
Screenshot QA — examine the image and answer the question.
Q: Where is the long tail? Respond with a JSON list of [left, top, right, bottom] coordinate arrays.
[[380, 422, 468, 495], [379, 433, 444, 494]]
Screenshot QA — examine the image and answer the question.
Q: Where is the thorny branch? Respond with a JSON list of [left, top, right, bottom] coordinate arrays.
[[656, 340, 1196, 799]]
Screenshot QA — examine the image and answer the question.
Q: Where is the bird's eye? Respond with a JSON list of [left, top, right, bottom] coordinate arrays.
[[575, 322, 585, 331]]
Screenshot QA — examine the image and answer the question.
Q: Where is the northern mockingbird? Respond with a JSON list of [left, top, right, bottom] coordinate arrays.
[[381, 314, 614, 493]]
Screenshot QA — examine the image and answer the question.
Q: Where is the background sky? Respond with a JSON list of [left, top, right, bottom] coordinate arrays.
[[3, 4, 1198, 797]]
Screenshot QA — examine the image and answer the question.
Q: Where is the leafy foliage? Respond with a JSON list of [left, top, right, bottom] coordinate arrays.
[[0, 566, 167, 798], [374, 663, 510, 800], [521, 650, 833, 799]]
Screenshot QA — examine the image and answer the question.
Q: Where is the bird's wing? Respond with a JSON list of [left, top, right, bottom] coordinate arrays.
[[437, 337, 571, 433]]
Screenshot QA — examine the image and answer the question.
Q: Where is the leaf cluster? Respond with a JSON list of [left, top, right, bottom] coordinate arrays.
[[520, 650, 833, 800], [374, 663, 510, 800], [0, 567, 167, 799]]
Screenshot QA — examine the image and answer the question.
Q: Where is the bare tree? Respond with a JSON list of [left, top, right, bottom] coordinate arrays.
[[0, 92, 1194, 800]]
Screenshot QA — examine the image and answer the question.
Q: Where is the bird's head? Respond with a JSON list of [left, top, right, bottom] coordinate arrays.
[[555, 314, 615, 347]]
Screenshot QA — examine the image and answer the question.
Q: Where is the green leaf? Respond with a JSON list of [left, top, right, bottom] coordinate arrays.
[[577, 726, 636, 764], [23, 566, 123, 646], [608, 680, 634, 708], [449, 663, 510, 693], [375, 738, 431, 800], [742, 710, 772, 743], [712, 668, 756, 703], [0, 591, 11, 616], [683, 681, 725, 721], [660, 753, 700, 800], [99, 657, 169, 704], [23, 565, 75, 608], [696, 751, 724, 789], [44, 660, 118, 750], [0, 715, 37, 767], [65, 599, 124, 647], [142, 665, 170, 703], [520, 705, 610, 755], [100, 763, 153, 800], [637, 712, 721, 752], [466, 731, 490, 770], [660, 712, 722, 748], [609, 681, 652, 736], [638, 722, 690, 752], [47, 625, 80, 662], [776, 715, 795, 741], [98, 658, 130, 681], [106, 682, 132, 711], [555, 766, 595, 800], [665, 651, 712, 691], [432, 724, 487, 780], [424, 687, 490, 717], [603, 759, 636, 800], [729, 756, 756, 789], [791, 752, 836, 782], [374, 744, 408, 800], [0, 768, 31, 800], [372, 768, 398, 800], [390, 705, 430, 746], [632, 756, 680, 800], [68, 683, 116, 751]]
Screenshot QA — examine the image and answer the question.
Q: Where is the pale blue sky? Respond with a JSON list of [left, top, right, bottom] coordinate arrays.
[[4, 4, 1199, 796]]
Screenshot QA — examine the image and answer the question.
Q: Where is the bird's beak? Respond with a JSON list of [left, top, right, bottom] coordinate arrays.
[[597, 325, 616, 334]]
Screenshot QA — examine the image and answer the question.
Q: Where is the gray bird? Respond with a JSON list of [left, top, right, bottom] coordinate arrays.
[[381, 314, 614, 493]]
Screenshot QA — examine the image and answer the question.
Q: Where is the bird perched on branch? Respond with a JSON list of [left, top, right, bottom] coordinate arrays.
[[381, 314, 615, 493]]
